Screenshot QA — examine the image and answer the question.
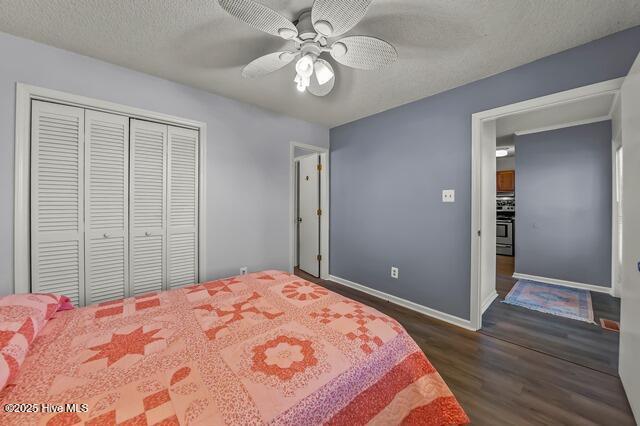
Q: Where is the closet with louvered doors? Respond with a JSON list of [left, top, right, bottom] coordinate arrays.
[[30, 101, 200, 306]]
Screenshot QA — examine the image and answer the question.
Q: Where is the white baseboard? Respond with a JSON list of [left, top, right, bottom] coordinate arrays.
[[610, 284, 621, 298], [512, 272, 613, 295], [481, 291, 499, 314], [328, 275, 476, 331]]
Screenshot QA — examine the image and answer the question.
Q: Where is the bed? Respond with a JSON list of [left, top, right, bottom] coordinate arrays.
[[0, 270, 468, 425]]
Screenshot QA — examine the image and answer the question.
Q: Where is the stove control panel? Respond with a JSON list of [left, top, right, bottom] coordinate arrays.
[[497, 197, 515, 212]]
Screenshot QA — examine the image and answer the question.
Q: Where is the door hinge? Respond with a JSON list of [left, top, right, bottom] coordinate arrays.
[[317, 254, 322, 261], [317, 164, 322, 171], [317, 208, 322, 216]]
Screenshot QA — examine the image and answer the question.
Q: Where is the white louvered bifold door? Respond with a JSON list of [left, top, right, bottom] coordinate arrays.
[[167, 126, 199, 289], [84, 111, 129, 304], [130, 119, 167, 295], [31, 101, 85, 306]]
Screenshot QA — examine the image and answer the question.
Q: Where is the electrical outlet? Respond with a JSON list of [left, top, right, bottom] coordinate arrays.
[[442, 189, 455, 203], [391, 266, 399, 279], [240, 267, 248, 275]]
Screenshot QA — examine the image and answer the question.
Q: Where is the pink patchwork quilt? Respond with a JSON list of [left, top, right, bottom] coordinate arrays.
[[0, 271, 468, 425]]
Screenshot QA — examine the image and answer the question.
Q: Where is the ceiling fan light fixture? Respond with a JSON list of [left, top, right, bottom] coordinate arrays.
[[314, 59, 334, 85], [295, 54, 315, 78], [294, 74, 309, 92]]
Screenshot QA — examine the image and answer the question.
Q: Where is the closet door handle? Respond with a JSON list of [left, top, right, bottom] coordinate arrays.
[[145, 232, 152, 237], [103, 233, 110, 238]]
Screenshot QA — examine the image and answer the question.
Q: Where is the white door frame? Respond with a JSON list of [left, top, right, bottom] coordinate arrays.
[[470, 77, 624, 330], [14, 83, 208, 294], [289, 142, 329, 279], [611, 93, 623, 297]]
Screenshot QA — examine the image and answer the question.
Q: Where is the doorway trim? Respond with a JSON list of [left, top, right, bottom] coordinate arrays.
[[289, 142, 330, 279], [470, 77, 624, 331]]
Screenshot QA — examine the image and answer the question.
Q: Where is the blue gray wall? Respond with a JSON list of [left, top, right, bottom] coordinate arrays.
[[0, 32, 329, 296], [515, 121, 612, 287], [330, 26, 640, 320]]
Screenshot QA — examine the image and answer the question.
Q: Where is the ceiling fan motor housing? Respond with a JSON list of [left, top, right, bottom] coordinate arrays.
[[296, 10, 317, 41], [300, 41, 322, 59]]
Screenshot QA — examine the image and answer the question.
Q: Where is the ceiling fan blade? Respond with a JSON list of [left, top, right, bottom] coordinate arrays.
[[218, 0, 298, 39], [311, 0, 372, 37], [330, 36, 397, 70], [242, 51, 296, 78], [307, 59, 335, 97]]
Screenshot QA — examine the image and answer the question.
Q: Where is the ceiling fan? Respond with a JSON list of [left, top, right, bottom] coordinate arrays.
[[217, 0, 398, 96]]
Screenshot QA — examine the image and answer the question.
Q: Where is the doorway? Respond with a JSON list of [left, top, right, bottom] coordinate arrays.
[[470, 78, 625, 375], [289, 142, 329, 279], [297, 153, 321, 276]]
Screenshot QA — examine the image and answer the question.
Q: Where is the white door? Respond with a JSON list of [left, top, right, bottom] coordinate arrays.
[[167, 126, 199, 289], [619, 52, 640, 420], [84, 110, 129, 304], [30, 101, 85, 306], [298, 155, 320, 277], [129, 119, 167, 295]]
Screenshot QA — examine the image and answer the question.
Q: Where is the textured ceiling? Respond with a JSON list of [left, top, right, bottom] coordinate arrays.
[[1, 0, 639, 127]]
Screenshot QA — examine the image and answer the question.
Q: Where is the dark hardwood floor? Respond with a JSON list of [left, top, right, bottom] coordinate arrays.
[[482, 256, 621, 376], [294, 268, 635, 425]]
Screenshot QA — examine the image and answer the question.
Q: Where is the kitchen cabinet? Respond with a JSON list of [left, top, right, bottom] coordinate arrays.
[[497, 170, 515, 192]]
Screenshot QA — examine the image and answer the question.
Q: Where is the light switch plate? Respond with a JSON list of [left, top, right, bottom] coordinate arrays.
[[442, 189, 455, 203]]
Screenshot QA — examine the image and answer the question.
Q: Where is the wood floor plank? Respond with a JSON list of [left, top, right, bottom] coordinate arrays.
[[293, 268, 635, 425]]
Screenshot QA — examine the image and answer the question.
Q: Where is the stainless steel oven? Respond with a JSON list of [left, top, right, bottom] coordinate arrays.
[[496, 219, 512, 245], [496, 218, 513, 256], [496, 243, 513, 256], [496, 193, 515, 256]]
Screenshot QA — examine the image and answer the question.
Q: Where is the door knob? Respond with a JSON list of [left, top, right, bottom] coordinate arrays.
[[298, 217, 303, 223], [145, 232, 151, 237], [103, 233, 110, 238]]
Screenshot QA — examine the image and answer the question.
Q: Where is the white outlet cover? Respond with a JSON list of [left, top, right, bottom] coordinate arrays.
[[391, 267, 399, 279], [442, 189, 455, 202], [240, 267, 248, 275]]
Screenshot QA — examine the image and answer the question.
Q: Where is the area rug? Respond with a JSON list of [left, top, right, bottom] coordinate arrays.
[[503, 280, 595, 323]]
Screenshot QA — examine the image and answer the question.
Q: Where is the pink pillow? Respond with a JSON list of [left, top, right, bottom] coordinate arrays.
[[0, 293, 70, 390], [57, 295, 74, 312]]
